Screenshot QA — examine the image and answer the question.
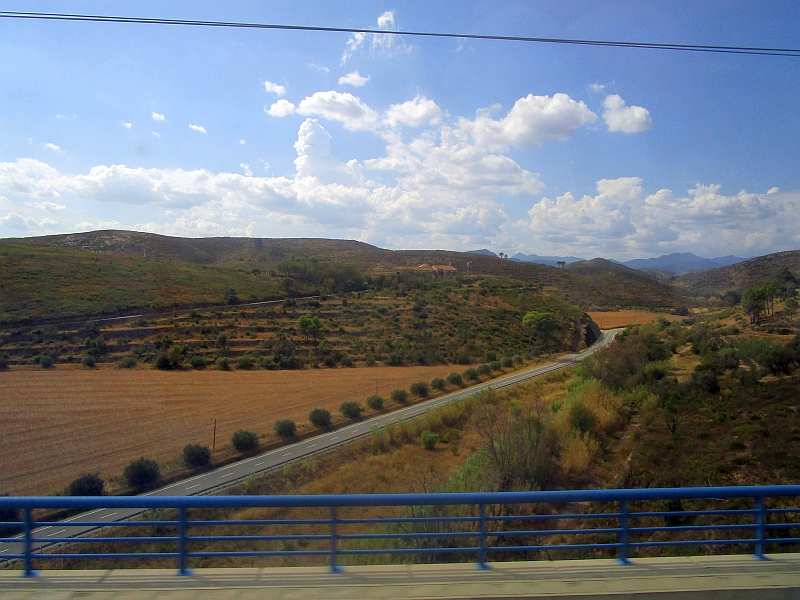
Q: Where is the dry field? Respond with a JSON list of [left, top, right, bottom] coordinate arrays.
[[588, 310, 685, 329], [0, 365, 459, 496]]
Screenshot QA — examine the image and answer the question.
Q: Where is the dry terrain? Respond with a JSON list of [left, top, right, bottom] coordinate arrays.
[[0, 365, 461, 496], [587, 310, 684, 329]]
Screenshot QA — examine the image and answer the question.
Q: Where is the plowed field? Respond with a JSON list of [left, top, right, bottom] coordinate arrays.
[[0, 365, 458, 495], [588, 310, 684, 329]]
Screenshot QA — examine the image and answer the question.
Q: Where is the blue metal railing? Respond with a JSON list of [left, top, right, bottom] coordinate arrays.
[[1, 486, 799, 577]]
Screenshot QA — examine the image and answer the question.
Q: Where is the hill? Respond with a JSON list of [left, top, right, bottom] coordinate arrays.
[[511, 252, 585, 267], [0, 231, 683, 324], [622, 252, 747, 275], [675, 249, 800, 296]]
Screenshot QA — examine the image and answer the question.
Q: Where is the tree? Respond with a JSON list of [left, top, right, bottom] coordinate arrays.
[[182, 444, 211, 469], [67, 473, 105, 496], [430, 377, 446, 391], [274, 419, 297, 438], [123, 457, 160, 492], [742, 286, 767, 324], [297, 314, 323, 342], [410, 382, 429, 397], [339, 401, 362, 419], [557, 260, 566, 269], [231, 429, 259, 454], [390, 389, 408, 403], [309, 408, 332, 428], [367, 394, 384, 410], [420, 430, 440, 450], [523, 311, 560, 356], [446, 372, 464, 387]]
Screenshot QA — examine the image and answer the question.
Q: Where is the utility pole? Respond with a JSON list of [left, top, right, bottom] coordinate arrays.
[[212, 419, 217, 451]]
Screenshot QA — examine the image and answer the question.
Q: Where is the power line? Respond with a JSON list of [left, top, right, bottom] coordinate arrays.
[[1, 11, 798, 57]]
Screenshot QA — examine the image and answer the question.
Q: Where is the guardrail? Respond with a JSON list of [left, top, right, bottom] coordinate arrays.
[[2, 486, 799, 577]]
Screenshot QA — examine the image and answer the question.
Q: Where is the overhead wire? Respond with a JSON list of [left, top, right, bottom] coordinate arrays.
[[1, 10, 798, 57]]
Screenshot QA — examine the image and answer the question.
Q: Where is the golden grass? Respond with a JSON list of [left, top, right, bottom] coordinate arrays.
[[0, 365, 459, 496], [588, 310, 684, 329]]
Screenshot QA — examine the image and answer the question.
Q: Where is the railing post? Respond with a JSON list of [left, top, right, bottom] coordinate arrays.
[[330, 505, 342, 573], [754, 496, 768, 561], [476, 503, 490, 570], [22, 507, 36, 578], [177, 506, 192, 576], [617, 500, 631, 566]]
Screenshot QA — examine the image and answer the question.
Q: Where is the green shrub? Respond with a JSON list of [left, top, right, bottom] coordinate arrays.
[[489, 360, 502, 372], [189, 355, 207, 369], [568, 402, 598, 435], [340, 401, 362, 419], [123, 457, 160, 492], [430, 377, 446, 391], [410, 382, 429, 397], [231, 429, 259, 454], [390, 389, 409, 403], [81, 354, 96, 368], [463, 367, 479, 380], [39, 356, 53, 369], [446, 372, 464, 387], [339, 354, 354, 367], [236, 356, 253, 370], [501, 357, 513, 368], [420, 430, 440, 450], [365, 354, 376, 367], [182, 444, 211, 468], [274, 419, 297, 438], [477, 364, 491, 376], [512, 355, 523, 365], [153, 354, 172, 370], [66, 473, 105, 496], [216, 357, 230, 371], [309, 408, 332, 428], [367, 394, 384, 410], [117, 356, 137, 369], [0, 355, 8, 371]]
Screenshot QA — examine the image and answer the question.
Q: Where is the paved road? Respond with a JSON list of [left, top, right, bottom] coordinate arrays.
[[0, 328, 621, 561]]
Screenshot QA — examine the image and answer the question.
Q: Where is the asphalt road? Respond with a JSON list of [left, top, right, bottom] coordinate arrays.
[[0, 328, 621, 561]]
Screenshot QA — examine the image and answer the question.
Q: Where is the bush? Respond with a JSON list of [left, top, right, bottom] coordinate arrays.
[[446, 372, 464, 387], [309, 408, 332, 428], [410, 382, 429, 397], [512, 355, 523, 365], [674, 306, 690, 316], [189, 355, 207, 369], [489, 360, 502, 371], [390, 389, 409, 403], [340, 401, 362, 419], [153, 354, 172, 370], [39, 356, 53, 369], [339, 354, 354, 367], [477, 364, 491, 376], [501, 357, 514, 368], [231, 429, 259, 454], [0, 355, 8, 371], [66, 473, 105, 496], [367, 394, 384, 410], [420, 430, 440, 450], [117, 356, 137, 369], [274, 419, 297, 438], [568, 402, 598, 435], [236, 356, 253, 370], [81, 354, 96, 368], [430, 377, 446, 391], [123, 457, 160, 492], [182, 444, 211, 469], [463, 367, 479, 380], [216, 357, 230, 371]]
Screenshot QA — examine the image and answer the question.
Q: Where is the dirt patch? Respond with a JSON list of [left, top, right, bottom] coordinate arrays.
[[0, 365, 459, 496], [588, 310, 684, 329]]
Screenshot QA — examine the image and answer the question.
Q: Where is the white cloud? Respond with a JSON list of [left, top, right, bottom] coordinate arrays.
[[589, 83, 605, 93], [602, 94, 652, 133], [342, 10, 410, 64], [263, 81, 286, 96], [189, 124, 207, 134], [461, 93, 597, 150], [385, 96, 443, 127], [152, 131, 160, 138], [266, 99, 296, 117], [26, 201, 67, 212], [122, 122, 132, 129], [151, 112, 165, 121], [338, 70, 370, 87], [55, 114, 67, 120], [307, 63, 330, 74], [239, 139, 246, 145], [240, 163, 253, 177], [297, 91, 378, 131], [43, 143, 61, 152], [1, 212, 58, 231]]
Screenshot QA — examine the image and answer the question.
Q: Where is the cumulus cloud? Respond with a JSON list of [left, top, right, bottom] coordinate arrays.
[[264, 81, 286, 96], [43, 143, 61, 152], [122, 122, 132, 129], [461, 94, 597, 150], [602, 94, 652, 133], [266, 99, 296, 117], [151, 112, 165, 121], [297, 91, 378, 131], [240, 163, 253, 177], [27, 201, 67, 211], [589, 83, 605, 93], [189, 124, 207, 134], [385, 96, 443, 127], [339, 70, 370, 87], [1, 212, 58, 231]]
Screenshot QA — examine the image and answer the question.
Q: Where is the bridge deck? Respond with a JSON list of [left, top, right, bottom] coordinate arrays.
[[1, 554, 799, 599]]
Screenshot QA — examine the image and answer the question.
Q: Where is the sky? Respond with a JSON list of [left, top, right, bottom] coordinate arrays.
[[1, 1, 799, 260]]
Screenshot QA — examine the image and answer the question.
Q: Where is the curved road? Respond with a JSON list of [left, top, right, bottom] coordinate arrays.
[[0, 328, 621, 560]]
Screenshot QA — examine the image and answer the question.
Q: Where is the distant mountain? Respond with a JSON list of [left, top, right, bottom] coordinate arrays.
[[621, 252, 748, 276], [468, 249, 498, 257], [511, 252, 585, 268], [675, 249, 800, 296]]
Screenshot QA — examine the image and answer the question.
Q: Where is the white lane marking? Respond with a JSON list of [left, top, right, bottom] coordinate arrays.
[[331, 436, 339, 440], [254, 462, 264, 467], [47, 529, 65, 537], [219, 464, 237, 471], [103, 512, 117, 519], [1, 549, 8, 553], [186, 484, 200, 490], [221, 472, 233, 478], [282, 452, 291, 456], [310, 444, 316, 448], [37, 526, 51, 532], [65, 508, 102, 522]]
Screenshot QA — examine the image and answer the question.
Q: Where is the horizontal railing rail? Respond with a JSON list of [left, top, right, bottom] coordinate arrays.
[[1, 485, 799, 577]]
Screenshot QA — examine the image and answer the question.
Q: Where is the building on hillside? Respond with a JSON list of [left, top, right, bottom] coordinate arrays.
[[395, 263, 458, 279]]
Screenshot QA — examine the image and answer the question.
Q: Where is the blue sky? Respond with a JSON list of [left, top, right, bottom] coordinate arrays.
[[1, 1, 799, 260]]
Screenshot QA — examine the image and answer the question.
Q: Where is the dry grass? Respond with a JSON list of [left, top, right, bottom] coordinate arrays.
[[0, 365, 458, 496], [588, 310, 684, 329]]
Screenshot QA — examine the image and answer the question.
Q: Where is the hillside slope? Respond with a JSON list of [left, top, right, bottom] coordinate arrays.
[[675, 249, 800, 296]]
